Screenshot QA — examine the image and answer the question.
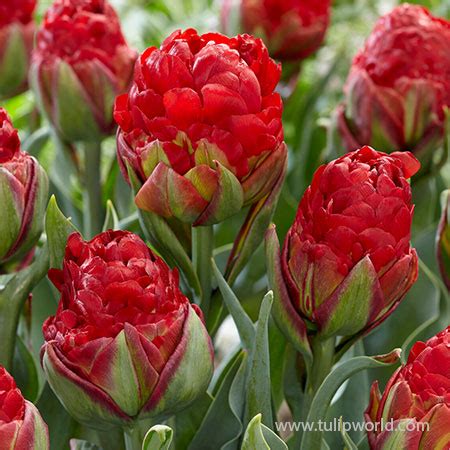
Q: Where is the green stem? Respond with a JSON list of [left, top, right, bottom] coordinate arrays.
[[83, 142, 104, 238], [307, 337, 336, 395], [192, 225, 214, 317], [0, 246, 49, 370], [124, 426, 141, 450]]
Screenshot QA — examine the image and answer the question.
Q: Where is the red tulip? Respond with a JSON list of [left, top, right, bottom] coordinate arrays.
[[366, 326, 450, 450], [221, 0, 331, 63], [338, 5, 450, 173], [31, 0, 137, 142], [0, 366, 49, 449], [266, 146, 419, 354], [41, 230, 214, 430], [0, 108, 48, 268], [114, 29, 287, 226], [0, 0, 36, 98]]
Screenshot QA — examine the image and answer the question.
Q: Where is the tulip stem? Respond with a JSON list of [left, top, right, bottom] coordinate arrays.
[[83, 142, 104, 238], [124, 426, 141, 450], [308, 337, 336, 395], [192, 225, 214, 316]]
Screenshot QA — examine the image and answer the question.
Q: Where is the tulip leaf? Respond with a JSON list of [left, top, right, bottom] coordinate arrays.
[[226, 154, 287, 286], [45, 195, 78, 269], [142, 425, 173, 450], [188, 350, 246, 450], [300, 349, 401, 450], [212, 258, 255, 350], [69, 440, 103, 450], [242, 414, 288, 450], [245, 292, 274, 430], [339, 418, 359, 450], [12, 335, 39, 402], [128, 165, 201, 298], [103, 200, 120, 231]]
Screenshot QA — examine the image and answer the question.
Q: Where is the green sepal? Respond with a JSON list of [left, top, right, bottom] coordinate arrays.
[[316, 256, 383, 339], [194, 161, 244, 226], [241, 414, 287, 450], [0, 24, 29, 98], [54, 60, 102, 142]]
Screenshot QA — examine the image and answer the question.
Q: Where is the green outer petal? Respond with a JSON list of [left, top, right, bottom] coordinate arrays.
[[0, 169, 21, 261], [265, 224, 312, 364], [42, 344, 131, 430], [15, 401, 50, 450], [54, 60, 102, 142], [315, 256, 384, 338], [0, 24, 29, 98], [142, 305, 214, 420], [194, 161, 244, 226]]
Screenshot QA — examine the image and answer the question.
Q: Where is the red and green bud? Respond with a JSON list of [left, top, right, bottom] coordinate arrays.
[[0, 366, 49, 449], [266, 146, 419, 352], [0, 0, 36, 99], [30, 0, 137, 143], [366, 326, 450, 450], [0, 108, 48, 268], [221, 0, 331, 64], [338, 5, 450, 174], [114, 29, 287, 226], [41, 231, 214, 430]]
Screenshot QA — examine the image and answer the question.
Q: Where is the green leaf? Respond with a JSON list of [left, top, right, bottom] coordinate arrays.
[[300, 349, 401, 450], [212, 259, 255, 350], [188, 351, 246, 450], [142, 425, 173, 450], [103, 200, 120, 231], [245, 292, 274, 430], [339, 417, 359, 450], [241, 414, 288, 450], [45, 195, 78, 269], [69, 440, 103, 450], [12, 335, 39, 402]]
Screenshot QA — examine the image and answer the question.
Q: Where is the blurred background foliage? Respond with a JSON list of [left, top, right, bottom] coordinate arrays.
[[3, 0, 450, 448]]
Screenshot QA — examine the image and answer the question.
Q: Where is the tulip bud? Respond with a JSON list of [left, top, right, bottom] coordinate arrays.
[[0, 108, 48, 267], [366, 326, 450, 449], [266, 146, 419, 349], [41, 230, 214, 430], [221, 0, 331, 64], [0, 366, 49, 449], [0, 0, 36, 99], [338, 5, 450, 174], [114, 29, 287, 226], [30, 0, 137, 143]]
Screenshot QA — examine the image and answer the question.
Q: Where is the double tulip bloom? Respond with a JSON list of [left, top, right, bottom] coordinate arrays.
[[0, 366, 49, 449], [115, 29, 287, 226], [221, 0, 331, 64], [366, 327, 450, 449], [0, 108, 48, 268], [41, 231, 214, 430], [31, 0, 137, 142], [267, 147, 419, 351], [0, 0, 36, 99], [338, 5, 450, 173]]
